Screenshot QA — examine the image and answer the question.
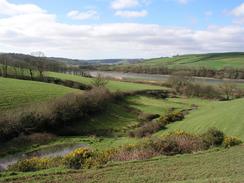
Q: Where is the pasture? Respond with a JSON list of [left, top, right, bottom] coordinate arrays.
[[0, 77, 79, 110]]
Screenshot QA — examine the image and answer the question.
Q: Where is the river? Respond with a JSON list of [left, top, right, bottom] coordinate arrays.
[[88, 71, 244, 85]]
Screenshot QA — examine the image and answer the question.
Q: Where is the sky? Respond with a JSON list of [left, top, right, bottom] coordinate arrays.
[[0, 0, 244, 59]]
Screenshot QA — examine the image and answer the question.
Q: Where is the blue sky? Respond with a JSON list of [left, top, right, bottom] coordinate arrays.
[[9, 0, 242, 27], [1, 0, 244, 59]]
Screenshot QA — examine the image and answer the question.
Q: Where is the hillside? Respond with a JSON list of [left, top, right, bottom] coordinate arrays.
[[1, 145, 243, 183], [48, 72, 165, 92], [127, 96, 244, 140], [0, 77, 79, 110], [159, 98, 244, 139], [140, 52, 244, 69]]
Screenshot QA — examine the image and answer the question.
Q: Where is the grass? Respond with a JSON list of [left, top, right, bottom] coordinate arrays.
[[48, 72, 165, 92], [158, 98, 244, 140], [72, 103, 139, 135], [1, 145, 243, 183], [127, 96, 200, 115], [141, 52, 244, 69], [125, 95, 244, 140], [0, 77, 79, 110]]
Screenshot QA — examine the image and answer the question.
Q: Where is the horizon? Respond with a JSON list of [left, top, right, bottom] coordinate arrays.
[[1, 0, 244, 59]]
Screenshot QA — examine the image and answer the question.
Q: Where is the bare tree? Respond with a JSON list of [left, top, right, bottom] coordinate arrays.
[[167, 71, 194, 93], [219, 82, 237, 100], [0, 55, 9, 77], [91, 73, 109, 87], [31, 51, 46, 79]]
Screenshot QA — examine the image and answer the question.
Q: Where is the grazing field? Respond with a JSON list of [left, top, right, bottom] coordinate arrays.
[[1, 145, 243, 183], [127, 96, 204, 115], [141, 52, 244, 69], [157, 98, 244, 140], [0, 77, 79, 110], [48, 72, 165, 92], [70, 102, 139, 136], [126, 96, 244, 140]]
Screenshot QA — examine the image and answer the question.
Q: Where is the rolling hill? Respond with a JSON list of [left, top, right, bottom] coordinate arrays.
[[47, 72, 165, 92], [138, 52, 244, 69], [0, 77, 79, 110]]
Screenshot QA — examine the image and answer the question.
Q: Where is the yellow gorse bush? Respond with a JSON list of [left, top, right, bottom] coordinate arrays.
[[64, 147, 93, 169], [9, 157, 51, 172], [224, 136, 242, 148]]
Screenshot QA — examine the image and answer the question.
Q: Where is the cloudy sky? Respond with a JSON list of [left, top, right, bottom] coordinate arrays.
[[0, 0, 244, 59]]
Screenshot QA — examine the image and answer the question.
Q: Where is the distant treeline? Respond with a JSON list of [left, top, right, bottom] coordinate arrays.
[[0, 53, 88, 79], [97, 65, 244, 79]]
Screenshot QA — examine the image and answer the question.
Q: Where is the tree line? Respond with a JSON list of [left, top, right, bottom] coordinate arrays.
[[0, 53, 88, 80], [99, 65, 244, 79]]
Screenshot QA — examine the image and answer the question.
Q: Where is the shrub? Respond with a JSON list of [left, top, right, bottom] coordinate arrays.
[[201, 128, 224, 147], [9, 157, 61, 172], [0, 87, 113, 142], [128, 122, 162, 138], [129, 111, 185, 138], [137, 113, 160, 122], [224, 136, 242, 148], [64, 147, 93, 169], [152, 131, 205, 155], [158, 111, 184, 127]]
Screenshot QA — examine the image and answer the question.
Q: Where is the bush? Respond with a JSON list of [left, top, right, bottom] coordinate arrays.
[[224, 136, 242, 148], [9, 157, 61, 172], [128, 122, 162, 138], [0, 87, 113, 142], [152, 131, 205, 155], [64, 147, 93, 169], [201, 128, 224, 147], [137, 113, 160, 122], [129, 111, 185, 138]]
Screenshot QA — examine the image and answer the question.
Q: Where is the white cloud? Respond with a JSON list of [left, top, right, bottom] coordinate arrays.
[[0, 0, 44, 16], [111, 0, 139, 10], [0, 0, 244, 59], [67, 10, 99, 20], [231, 3, 244, 17], [115, 10, 148, 18]]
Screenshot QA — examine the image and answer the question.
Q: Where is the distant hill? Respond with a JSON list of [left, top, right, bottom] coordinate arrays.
[[0, 52, 143, 66], [139, 52, 244, 69], [1, 52, 244, 69], [50, 57, 143, 66]]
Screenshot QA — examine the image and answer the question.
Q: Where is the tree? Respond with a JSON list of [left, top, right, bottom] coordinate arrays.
[[91, 74, 109, 87], [31, 51, 46, 79], [167, 71, 194, 94], [219, 82, 237, 100], [0, 55, 9, 77]]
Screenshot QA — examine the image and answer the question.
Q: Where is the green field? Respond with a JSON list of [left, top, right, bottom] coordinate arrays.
[[0, 77, 79, 110], [126, 96, 244, 140], [140, 53, 244, 69], [48, 72, 165, 92], [1, 145, 243, 183], [159, 98, 244, 140]]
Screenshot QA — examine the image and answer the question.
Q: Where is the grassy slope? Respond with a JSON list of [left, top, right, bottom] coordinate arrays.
[[139, 53, 244, 69], [159, 98, 244, 140], [48, 72, 164, 92], [0, 77, 79, 110], [126, 96, 244, 140], [71, 102, 139, 135], [1, 146, 243, 183], [127, 96, 202, 115]]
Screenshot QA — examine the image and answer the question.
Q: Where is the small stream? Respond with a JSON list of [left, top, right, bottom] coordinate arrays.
[[0, 143, 85, 171]]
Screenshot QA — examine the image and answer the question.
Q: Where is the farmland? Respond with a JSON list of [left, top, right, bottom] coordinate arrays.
[[0, 77, 79, 110]]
